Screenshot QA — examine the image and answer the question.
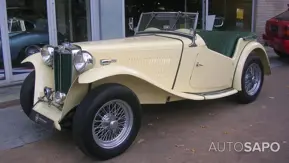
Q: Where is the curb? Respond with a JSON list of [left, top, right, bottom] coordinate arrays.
[[0, 99, 20, 109]]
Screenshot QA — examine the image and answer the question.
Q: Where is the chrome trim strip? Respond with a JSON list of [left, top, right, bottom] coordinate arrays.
[[59, 51, 62, 91], [184, 88, 235, 96]]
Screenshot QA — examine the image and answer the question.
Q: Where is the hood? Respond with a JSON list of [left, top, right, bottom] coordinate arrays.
[[74, 34, 183, 52], [74, 34, 184, 69], [0, 32, 22, 43]]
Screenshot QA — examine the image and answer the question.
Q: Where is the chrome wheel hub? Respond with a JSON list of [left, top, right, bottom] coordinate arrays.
[[110, 120, 118, 130], [92, 99, 133, 149], [244, 63, 262, 96], [101, 114, 118, 130]]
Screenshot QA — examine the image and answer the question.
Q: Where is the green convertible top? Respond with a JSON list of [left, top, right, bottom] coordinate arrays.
[[196, 31, 256, 58]]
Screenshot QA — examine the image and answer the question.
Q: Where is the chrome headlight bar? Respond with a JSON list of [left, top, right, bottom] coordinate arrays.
[[40, 43, 94, 73]]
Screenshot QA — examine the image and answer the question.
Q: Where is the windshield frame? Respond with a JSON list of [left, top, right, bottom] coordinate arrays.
[[7, 17, 26, 33], [135, 11, 199, 36]]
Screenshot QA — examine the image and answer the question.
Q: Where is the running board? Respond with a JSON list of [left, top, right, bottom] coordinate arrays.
[[188, 88, 238, 100]]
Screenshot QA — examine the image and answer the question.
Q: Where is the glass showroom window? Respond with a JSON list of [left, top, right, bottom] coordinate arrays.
[[0, 27, 6, 82], [55, 0, 91, 44], [208, 0, 253, 31], [5, 0, 50, 81]]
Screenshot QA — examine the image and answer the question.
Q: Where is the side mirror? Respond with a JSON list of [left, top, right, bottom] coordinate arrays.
[[128, 17, 134, 31]]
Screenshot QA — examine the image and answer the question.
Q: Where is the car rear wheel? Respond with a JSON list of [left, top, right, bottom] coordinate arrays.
[[20, 71, 35, 116], [73, 83, 142, 160], [237, 55, 264, 104]]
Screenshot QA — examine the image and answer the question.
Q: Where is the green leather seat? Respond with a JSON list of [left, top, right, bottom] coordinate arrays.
[[196, 31, 255, 58]]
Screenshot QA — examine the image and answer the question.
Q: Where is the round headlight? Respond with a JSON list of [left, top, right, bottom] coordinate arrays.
[[41, 45, 54, 66], [73, 50, 94, 73]]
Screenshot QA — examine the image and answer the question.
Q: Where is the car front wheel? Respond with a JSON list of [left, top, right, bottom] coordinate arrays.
[[237, 55, 264, 104], [20, 71, 35, 116], [73, 84, 142, 160]]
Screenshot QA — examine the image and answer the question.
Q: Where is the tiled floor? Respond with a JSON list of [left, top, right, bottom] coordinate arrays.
[[0, 106, 52, 150]]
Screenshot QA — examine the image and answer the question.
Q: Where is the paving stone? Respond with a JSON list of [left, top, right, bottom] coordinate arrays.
[[0, 85, 21, 103], [0, 106, 52, 150]]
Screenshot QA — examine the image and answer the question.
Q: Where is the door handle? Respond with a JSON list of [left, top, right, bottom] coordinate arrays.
[[196, 62, 203, 67]]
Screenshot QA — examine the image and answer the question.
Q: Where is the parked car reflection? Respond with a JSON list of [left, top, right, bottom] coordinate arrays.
[[0, 17, 65, 69]]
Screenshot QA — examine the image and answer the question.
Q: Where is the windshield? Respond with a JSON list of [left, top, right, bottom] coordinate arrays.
[[7, 18, 23, 33], [274, 10, 289, 21], [136, 12, 199, 35]]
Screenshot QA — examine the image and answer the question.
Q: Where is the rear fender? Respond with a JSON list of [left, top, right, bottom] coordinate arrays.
[[233, 41, 271, 90]]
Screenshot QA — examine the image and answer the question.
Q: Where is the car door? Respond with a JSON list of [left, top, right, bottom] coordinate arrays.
[[189, 48, 235, 93]]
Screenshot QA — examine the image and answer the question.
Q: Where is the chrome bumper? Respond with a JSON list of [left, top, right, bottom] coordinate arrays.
[[29, 101, 62, 130]]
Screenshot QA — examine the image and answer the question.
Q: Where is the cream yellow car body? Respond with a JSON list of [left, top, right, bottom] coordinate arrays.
[[22, 32, 271, 130]]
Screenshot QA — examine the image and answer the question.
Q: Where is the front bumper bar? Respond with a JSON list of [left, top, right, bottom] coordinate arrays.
[[29, 101, 62, 130]]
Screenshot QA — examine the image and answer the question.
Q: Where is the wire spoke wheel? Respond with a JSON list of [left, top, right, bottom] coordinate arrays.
[[92, 99, 133, 149], [244, 63, 262, 96]]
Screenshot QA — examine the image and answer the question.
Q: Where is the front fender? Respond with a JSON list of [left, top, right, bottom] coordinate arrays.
[[79, 65, 174, 102], [79, 65, 205, 103], [21, 53, 54, 104], [22, 53, 89, 122], [233, 41, 271, 91], [79, 65, 159, 84]]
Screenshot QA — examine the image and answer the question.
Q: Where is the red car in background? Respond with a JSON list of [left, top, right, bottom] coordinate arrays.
[[263, 6, 289, 58]]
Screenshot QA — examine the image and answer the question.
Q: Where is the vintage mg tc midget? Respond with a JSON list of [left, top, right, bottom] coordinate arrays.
[[20, 12, 271, 160]]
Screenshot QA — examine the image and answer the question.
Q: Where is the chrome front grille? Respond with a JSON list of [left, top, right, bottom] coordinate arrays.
[[53, 49, 73, 94], [53, 43, 81, 94]]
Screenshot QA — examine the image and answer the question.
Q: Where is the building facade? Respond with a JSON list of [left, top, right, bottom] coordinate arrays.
[[0, 0, 287, 86], [255, 0, 288, 42]]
